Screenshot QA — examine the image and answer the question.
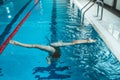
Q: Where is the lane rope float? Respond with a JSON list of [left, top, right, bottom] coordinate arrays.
[[0, 0, 40, 53]]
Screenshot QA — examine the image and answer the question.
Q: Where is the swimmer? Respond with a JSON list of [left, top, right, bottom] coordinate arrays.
[[9, 38, 96, 64]]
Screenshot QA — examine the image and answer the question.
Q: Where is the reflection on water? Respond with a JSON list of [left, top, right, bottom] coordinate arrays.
[[58, 24, 120, 80]]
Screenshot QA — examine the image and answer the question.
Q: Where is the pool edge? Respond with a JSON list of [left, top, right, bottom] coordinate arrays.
[[73, 0, 120, 62]]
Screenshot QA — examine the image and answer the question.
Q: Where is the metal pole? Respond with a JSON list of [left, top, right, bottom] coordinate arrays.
[[100, 2, 104, 20], [97, 2, 99, 17], [82, 1, 96, 25], [80, 0, 93, 23], [96, 0, 104, 20]]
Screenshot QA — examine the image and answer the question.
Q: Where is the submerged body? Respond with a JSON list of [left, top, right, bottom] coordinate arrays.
[[46, 47, 61, 64]]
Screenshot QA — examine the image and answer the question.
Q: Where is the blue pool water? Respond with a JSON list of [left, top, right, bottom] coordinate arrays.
[[0, 0, 120, 80]]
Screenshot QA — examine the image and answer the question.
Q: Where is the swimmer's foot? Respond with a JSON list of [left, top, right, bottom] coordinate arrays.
[[87, 38, 96, 43], [46, 57, 51, 65]]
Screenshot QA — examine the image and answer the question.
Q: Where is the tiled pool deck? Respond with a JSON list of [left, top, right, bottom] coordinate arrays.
[[72, 0, 120, 61]]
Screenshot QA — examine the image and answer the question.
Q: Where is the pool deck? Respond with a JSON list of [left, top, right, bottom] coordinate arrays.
[[72, 0, 120, 61]]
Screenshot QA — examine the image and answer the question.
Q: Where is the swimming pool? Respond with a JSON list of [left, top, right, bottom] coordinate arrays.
[[0, 0, 120, 80]]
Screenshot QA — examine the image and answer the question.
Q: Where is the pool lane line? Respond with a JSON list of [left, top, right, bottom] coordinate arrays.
[[0, 0, 40, 54], [0, 0, 32, 46]]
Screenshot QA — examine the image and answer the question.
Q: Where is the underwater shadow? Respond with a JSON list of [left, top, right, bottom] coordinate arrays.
[[0, 68, 3, 77], [33, 62, 71, 80]]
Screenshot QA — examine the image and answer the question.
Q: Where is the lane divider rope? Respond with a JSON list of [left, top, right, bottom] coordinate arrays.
[[0, 0, 40, 54]]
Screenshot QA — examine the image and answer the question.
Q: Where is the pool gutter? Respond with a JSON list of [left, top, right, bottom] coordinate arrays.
[[72, 0, 120, 62]]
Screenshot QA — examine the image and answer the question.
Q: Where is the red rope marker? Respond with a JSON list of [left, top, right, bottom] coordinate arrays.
[[0, 0, 40, 54], [0, 12, 30, 53]]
